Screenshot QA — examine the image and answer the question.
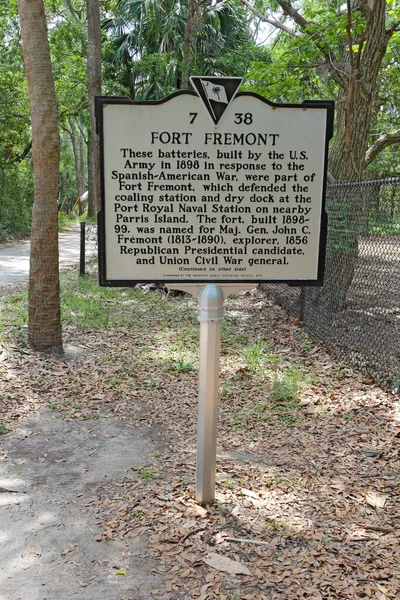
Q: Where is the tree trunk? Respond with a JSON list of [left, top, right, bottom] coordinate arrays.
[[311, 0, 390, 316], [87, 0, 101, 217], [329, 2, 388, 182], [68, 115, 85, 215], [181, 0, 197, 90], [18, 0, 62, 352]]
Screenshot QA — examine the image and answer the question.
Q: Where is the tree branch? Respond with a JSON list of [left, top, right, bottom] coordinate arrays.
[[4, 141, 32, 165], [62, 0, 85, 30], [273, 0, 348, 88], [239, 0, 302, 37], [345, 0, 355, 151], [364, 129, 400, 167], [356, 0, 379, 72], [387, 19, 400, 34], [274, 0, 310, 29]]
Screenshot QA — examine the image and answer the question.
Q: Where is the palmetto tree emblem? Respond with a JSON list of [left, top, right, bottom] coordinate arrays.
[[202, 80, 228, 104], [212, 86, 221, 100]]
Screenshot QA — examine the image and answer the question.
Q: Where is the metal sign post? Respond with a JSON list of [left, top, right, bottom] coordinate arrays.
[[169, 283, 255, 503]]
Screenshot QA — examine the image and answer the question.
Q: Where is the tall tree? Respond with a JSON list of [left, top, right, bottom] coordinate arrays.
[[244, 0, 400, 312], [18, 0, 62, 351], [244, 0, 400, 181], [67, 115, 86, 214], [103, 0, 256, 99], [87, 0, 102, 217]]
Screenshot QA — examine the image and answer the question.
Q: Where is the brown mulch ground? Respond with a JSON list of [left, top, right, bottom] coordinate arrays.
[[0, 278, 399, 600]]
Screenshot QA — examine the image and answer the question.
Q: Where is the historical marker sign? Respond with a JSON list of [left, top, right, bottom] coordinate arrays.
[[97, 84, 333, 286]]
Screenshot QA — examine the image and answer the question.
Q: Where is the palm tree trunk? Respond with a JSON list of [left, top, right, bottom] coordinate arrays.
[[18, 0, 62, 352]]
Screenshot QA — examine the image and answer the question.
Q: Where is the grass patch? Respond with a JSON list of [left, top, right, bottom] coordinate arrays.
[[271, 368, 303, 405], [164, 354, 196, 374], [240, 339, 275, 374], [60, 271, 147, 331]]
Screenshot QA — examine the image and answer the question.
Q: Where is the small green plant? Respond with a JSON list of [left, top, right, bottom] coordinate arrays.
[[391, 378, 400, 390], [225, 476, 235, 490], [47, 403, 58, 410], [0, 424, 8, 435], [271, 369, 302, 405], [165, 354, 195, 373], [240, 339, 273, 374], [138, 466, 158, 479], [264, 473, 281, 488], [175, 356, 194, 373], [266, 520, 283, 532], [283, 414, 299, 427]]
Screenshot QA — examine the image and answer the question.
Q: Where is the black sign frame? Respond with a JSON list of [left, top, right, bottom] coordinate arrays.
[[96, 91, 334, 287]]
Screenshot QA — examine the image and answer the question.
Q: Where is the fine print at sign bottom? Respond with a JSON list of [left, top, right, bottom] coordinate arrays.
[[98, 88, 333, 286]]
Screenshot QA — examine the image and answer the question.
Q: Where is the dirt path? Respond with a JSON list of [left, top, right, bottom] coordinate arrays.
[[0, 224, 96, 286], [0, 413, 167, 600]]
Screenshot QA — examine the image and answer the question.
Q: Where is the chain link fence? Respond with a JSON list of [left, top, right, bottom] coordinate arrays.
[[263, 177, 400, 385]]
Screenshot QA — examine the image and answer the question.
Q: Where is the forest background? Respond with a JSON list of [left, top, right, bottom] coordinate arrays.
[[1, 0, 400, 241]]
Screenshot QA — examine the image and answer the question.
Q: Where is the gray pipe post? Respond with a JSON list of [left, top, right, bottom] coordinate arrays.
[[168, 283, 256, 504], [196, 284, 224, 504]]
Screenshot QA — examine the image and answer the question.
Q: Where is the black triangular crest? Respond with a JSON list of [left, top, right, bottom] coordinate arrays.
[[190, 77, 243, 126]]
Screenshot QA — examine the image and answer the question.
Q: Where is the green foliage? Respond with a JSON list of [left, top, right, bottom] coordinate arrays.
[[57, 211, 78, 231], [131, 52, 180, 100], [269, 368, 304, 427], [0, 290, 28, 349], [245, 2, 400, 176], [60, 272, 145, 331], [102, 0, 260, 99], [0, 163, 33, 240], [0, 1, 90, 239], [0, 3, 31, 166], [365, 31, 400, 178], [169, 355, 195, 373], [49, 11, 87, 116], [0, 3, 34, 239], [240, 339, 274, 374], [58, 131, 81, 212], [138, 465, 158, 479], [270, 368, 302, 405]]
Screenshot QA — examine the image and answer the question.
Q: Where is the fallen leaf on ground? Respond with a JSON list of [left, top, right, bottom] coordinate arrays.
[[203, 552, 251, 575], [366, 491, 388, 508]]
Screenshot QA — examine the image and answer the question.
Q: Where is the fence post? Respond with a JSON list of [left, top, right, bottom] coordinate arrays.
[[80, 221, 85, 276]]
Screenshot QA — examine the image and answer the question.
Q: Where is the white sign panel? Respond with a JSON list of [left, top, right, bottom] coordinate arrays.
[[97, 87, 333, 285]]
